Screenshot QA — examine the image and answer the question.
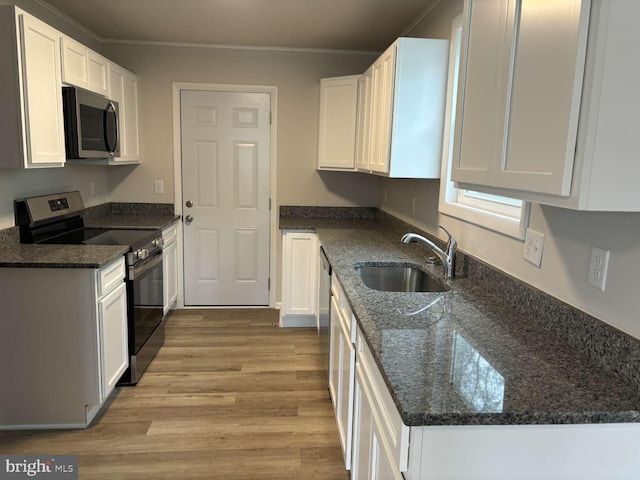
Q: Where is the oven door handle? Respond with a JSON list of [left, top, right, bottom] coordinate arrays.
[[129, 252, 163, 280]]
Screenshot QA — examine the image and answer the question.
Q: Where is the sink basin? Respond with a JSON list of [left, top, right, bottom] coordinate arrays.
[[356, 265, 448, 293]]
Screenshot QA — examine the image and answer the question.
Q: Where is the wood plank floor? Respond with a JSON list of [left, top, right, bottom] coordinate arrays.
[[0, 309, 349, 479]]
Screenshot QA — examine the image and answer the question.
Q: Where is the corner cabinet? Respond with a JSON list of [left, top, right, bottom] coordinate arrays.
[[357, 38, 449, 178], [452, 0, 640, 211], [108, 63, 141, 164], [0, 257, 128, 429], [0, 6, 65, 169], [163, 223, 179, 314], [280, 231, 318, 327], [317, 75, 360, 171]]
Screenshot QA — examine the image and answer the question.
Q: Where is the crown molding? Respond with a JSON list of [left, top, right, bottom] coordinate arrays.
[[400, 0, 444, 36], [32, 0, 103, 42]]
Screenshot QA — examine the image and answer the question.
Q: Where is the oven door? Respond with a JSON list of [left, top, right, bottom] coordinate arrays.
[[129, 250, 164, 356]]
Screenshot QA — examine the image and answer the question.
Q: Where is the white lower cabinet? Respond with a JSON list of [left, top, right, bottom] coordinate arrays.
[[0, 257, 128, 429], [280, 231, 318, 327], [97, 281, 128, 401], [351, 324, 410, 478], [163, 223, 178, 314], [328, 276, 356, 470]]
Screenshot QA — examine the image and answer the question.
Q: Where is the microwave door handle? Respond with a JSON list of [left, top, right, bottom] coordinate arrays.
[[104, 101, 119, 155]]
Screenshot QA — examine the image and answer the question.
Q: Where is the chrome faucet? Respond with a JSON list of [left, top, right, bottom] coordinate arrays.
[[401, 225, 457, 278]]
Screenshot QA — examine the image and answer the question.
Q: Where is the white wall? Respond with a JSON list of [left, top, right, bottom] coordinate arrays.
[[380, 0, 640, 340], [100, 43, 381, 208]]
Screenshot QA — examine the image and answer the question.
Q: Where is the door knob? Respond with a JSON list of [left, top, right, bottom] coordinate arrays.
[[185, 215, 193, 223], [185, 200, 193, 208]]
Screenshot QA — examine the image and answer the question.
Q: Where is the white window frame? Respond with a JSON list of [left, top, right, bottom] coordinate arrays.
[[438, 14, 530, 240]]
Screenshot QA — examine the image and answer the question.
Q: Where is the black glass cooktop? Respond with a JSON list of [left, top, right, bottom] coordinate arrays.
[[83, 229, 158, 247]]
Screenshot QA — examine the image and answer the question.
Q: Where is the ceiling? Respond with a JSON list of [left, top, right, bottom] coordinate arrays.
[[40, 0, 441, 52]]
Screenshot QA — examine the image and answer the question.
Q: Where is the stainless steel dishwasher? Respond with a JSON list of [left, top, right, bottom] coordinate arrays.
[[318, 247, 332, 385]]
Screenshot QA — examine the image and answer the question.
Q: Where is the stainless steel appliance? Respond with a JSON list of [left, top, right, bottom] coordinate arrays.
[[318, 246, 332, 384], [15, 191, 164, 385], [62, 86, 120, 159]]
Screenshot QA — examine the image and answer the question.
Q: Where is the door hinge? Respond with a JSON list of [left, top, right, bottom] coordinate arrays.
[[269, 198, 272, 210], [269, 111, 272, 125], [268, 278, 271, 291]]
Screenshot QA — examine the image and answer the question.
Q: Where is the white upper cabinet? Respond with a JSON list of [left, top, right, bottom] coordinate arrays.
[[61, 36, 108, 96], [108, 63, 141, 164], [0, 7, 66, 169], [355, 67, 373, 171], [317, 75, 360, 171], [358, 38, 449, 178], [453, 0, 640, 211]]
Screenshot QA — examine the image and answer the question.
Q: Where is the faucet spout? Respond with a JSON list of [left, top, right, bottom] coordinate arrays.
[[401, 225, 457, 278]]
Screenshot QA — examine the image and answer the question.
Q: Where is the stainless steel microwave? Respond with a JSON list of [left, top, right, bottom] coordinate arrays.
[[62, 86, 120, 159]]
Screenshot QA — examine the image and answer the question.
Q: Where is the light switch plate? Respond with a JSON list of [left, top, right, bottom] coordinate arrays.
[[523, 228, 545, 267], [154, 180, 164, 194]]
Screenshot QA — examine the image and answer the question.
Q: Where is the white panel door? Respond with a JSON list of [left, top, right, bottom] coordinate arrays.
[[181, 90, 270, 305]]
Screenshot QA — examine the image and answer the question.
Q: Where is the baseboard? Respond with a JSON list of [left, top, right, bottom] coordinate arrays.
[[280, 314, 316, 328]]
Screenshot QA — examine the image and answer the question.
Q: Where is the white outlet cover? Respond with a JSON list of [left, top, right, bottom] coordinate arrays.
[[588, 246, 610, 291], [523, 228, 545, 267]]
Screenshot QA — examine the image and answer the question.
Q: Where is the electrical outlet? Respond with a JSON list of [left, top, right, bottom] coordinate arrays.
[[89, 182, 95, 196], [523, 228, 545, 267], [588, 246, 610, 291], [411, 196, 416, 215], [154, 180, 164, 194]]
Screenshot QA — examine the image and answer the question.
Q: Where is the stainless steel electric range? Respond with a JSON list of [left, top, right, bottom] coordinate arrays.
[[15, 191, 165, 385]]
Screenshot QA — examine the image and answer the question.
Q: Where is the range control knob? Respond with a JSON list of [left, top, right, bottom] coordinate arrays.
[[152, 238, 163, 248]]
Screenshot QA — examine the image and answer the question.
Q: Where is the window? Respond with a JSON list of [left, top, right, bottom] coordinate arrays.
[[438, 14, 530, 239]]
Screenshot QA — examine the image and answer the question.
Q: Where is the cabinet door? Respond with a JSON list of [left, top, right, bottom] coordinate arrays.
[[281, 232, 318, 316], [328, 297, 341, 409], [317, 75, 359, 170], [108, 63, 140, 164], [371, 409, 405, 480], [370, 44, 396, 174], [123, 71, 140, 161], [60, 36, 88, 88], [355, 67, 373, 172], [19, 13, 65, 167], [163, 239, 178, 314], [352, 363, 374, 480], [87, 51, 108, 96], [452, 0, 511, 187], [497, 0, 589, 195], [453, 0, 589, 196], [337, 310, 355, 469], [98, 282, 128, 400]]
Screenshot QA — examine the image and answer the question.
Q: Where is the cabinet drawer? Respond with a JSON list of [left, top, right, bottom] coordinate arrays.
[[162, 223, 178, 246], [97, 257, 126, 298], [357, 326, 410, 472]]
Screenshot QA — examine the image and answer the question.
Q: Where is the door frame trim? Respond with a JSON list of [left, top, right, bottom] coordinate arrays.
[[171, 82, 278, 308]]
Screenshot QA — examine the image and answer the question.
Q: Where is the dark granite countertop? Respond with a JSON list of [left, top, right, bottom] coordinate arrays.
[[0, 207, 179, 269], [281, 216, 640, 427]]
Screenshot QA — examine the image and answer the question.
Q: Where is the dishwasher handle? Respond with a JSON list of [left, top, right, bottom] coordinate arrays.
[[320, 247, 332, 275]]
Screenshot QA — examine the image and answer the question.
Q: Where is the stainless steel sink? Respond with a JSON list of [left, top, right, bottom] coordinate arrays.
[[356, 265, 448, 293]]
